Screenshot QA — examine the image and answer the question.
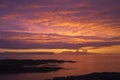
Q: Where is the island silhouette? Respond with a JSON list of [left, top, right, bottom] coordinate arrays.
[[59, 49, 92, 55], [0, 59, 75, 74]]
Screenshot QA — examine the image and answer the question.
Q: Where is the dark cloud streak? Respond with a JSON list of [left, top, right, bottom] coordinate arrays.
[[0, 31, 119, 49]]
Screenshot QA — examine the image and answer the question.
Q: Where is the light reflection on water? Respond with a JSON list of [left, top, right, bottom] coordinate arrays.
[[0, 54, 120, 80]]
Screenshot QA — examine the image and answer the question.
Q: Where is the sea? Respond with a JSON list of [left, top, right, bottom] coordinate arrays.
[[0, 54, 120, 80]]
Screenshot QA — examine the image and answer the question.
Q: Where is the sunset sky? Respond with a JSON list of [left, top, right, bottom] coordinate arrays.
[[0, 0, 120, 54]]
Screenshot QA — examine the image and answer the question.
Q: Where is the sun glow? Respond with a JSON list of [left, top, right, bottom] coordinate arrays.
[[88, 46, 120, 54]]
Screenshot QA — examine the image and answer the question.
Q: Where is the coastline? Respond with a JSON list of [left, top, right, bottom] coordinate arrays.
[[0, 59, 75, 74]]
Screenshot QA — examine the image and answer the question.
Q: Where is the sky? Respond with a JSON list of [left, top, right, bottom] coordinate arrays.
[[0, 0, 120, 54]]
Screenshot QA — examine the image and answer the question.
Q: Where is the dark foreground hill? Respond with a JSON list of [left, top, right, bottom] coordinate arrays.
[[50, 72, 120, 80]]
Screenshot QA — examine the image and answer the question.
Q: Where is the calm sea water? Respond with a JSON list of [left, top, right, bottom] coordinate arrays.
[[0, 54, 120, 80]]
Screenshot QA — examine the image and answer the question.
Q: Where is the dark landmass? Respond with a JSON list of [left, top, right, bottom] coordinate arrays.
[[0, 66, 62, 74], [50, 72, 120, 80], [0, 59, 75, 74]]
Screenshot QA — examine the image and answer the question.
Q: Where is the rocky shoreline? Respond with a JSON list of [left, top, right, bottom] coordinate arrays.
[[0, 59, 75, 74]]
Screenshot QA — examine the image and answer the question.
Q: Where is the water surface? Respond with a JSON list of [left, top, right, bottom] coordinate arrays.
[[0, 54, 120, 80]]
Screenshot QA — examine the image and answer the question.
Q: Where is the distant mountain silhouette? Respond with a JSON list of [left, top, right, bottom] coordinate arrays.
[[59, 51, 98, 55], [3, 52, 55, 55]]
